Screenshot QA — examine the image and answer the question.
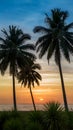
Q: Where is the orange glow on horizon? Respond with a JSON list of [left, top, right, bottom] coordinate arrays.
[[0, 70, 73, 105]]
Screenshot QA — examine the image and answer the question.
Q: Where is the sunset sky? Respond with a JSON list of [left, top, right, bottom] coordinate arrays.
[[0, 0, 73, 105]]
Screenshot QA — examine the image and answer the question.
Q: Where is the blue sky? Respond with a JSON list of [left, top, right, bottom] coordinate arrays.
[[0, 0, 73, 72], [0, 0, 73, 34]]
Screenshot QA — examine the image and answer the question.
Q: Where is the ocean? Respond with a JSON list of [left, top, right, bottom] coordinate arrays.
[[0, 104, 73, 111], [0, 104, 44, 111]]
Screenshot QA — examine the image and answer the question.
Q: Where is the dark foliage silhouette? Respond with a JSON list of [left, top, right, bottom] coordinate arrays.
[[33, 8, 73, 111]]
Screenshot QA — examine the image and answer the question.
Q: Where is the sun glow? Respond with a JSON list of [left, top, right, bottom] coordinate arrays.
[[40, 98, 44, 101]]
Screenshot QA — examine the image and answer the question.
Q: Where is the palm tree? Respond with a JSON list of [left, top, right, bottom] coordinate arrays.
[[0, 25, 36, 111], [17, 62, 42, 111], [33, 8, 73, 111]]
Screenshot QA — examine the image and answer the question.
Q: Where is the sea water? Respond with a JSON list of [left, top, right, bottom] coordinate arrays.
[[0, 104, 44, 111], [0, 104, 73, 111]]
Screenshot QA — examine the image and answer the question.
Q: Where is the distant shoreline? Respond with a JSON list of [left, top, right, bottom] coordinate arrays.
[[0, 104, 73, 111]]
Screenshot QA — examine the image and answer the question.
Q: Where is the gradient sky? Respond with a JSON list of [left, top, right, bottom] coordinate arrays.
[[0, 0, 73, 105]]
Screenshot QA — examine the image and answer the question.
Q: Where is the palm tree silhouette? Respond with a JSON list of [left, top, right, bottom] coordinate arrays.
[[33, 8, 73, 111], [0, 25, 35, 110], [17, 62, 42, 111]]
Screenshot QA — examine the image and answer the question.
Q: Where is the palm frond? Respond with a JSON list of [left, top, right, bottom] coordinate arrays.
[[47, 39, 57, 63], [17, 34, 31, 45], [60, 38, 71, 62], [62, 11, 68, 21], [33, 76, 40, 86], [65, 22, 73, 30], [1, 28, 9, 38], [21, 51, 36, 60], [44, 102, 63, 111], [33, 26, 49, 33], [9, 25, 23, 37], [0, 56, 9, 75], [20, 44, 35, 50], [24, 79, 27, 87], [67, 44, 73, 54], [31, 81, 35, 87], [45, 13, 53, 24], [0, 37, 6, 44], [36, 34, 51, 46], [37, 39, 51, 58], [32, 63, 41, 70], [34, 71, 42, 80], [55, 44, 61, 65]]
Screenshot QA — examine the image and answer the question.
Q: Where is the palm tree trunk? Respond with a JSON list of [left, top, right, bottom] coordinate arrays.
[[58, 61, 68, 111], [29, 86, 36, 111], [12, 72, 17, 111]]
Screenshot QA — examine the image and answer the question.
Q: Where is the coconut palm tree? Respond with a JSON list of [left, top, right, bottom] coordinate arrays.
[[0, 25, 36, 111], [17, 62, 42, 111], [33, 8, 73, 111]]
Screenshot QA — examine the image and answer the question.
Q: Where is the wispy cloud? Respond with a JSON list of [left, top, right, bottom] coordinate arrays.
[[0, 0, 73, 104]]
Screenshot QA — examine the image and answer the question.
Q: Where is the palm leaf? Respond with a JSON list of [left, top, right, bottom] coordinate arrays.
[[33, 26, 49, 33], [17, 34, 31, 45], [47, 39, 56, 63], [65, 22, 73, 30], [60, 38, 70, 62], [55, 44, 61, 65], [32, 64, 41, 70], [20, 44, 35, 50]]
